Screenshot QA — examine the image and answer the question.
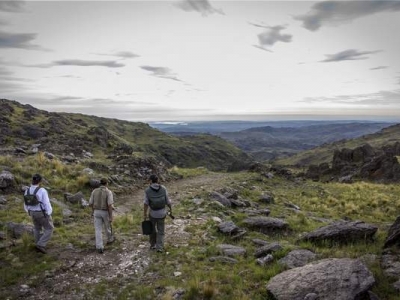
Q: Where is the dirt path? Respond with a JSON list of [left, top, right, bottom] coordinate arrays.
[[17, 172, 234, 300]]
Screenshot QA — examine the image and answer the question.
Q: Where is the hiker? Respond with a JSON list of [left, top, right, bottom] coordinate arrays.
[[143, 174, 172, 252], [23, 173, 54, 254], [89, 178, 115, 253]]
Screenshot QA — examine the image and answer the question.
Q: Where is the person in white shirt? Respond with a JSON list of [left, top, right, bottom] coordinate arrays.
[[24, 173, 54, 254]]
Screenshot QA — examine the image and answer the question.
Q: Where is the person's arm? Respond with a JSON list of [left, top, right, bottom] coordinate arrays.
[[144, 203, 149, 220], [107, 189, 114, 222], [165, 189, 172, 212], [41, 189, 52, 215]]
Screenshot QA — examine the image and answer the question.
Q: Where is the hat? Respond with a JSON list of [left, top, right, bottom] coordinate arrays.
[[32, 173, 42, 182], [100, 178, 108, 185]]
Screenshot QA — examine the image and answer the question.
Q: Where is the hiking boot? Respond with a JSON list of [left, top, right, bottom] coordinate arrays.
[[156, 248, 164, 253], [35, 245, 47, 254], [97, 248, 104, 254], [106, 238, 115, 245]]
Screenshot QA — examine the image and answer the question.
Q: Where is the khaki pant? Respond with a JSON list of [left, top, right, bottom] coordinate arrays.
[[93, 210, 113, 250], [30, 211, 54, 248]]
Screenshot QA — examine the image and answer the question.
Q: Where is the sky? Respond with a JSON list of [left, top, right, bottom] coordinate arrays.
[[1, 0, 400, 122]]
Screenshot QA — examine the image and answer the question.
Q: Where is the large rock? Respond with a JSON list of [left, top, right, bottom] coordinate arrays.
[[0, 170, 15, 190], [64, 191, 85, 205], [254, 243, 282, 258], [384, 216, 400, 248], [218, 221, 239, 235], [267, 258, 375, 300], [243, 217, 289, 233], [300, 220, 377, 244], [278, 249, 317, 269]]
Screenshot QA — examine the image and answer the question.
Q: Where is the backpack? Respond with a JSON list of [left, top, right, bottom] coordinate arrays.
[[24, 187, 41, 206], [146, 186, 167, 211]]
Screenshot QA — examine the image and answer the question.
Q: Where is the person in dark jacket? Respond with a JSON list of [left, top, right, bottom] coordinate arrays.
[[143, 174, 172, 252]]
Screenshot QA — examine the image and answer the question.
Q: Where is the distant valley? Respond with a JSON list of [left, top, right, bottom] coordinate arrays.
[[150, 120, 395, 161]]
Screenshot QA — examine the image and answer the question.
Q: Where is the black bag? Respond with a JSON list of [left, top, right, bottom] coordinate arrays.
[[141, 220, 153, 235], [24, 187, 41, 206]]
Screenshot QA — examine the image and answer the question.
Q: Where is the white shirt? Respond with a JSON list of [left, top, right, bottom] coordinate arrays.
[[24, 185, 53, 215]]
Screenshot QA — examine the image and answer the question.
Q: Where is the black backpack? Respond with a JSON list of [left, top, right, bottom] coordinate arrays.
[[146, 186, 167, 211], [24, 187, 41, 206]]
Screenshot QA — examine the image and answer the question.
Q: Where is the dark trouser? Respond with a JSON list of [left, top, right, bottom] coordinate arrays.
[[30, 211, 54, 248], [149, 216, 165, 250]]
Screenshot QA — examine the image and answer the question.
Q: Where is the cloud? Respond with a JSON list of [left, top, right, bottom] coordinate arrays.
[[320, 49, 381, 63], [174, 0, 223, 16], [301, 89, 400, 106], [0, 1, 25, 13], [255, 25, 292, 48], [31, 59, 125, 68], [140, 65, 182, 81], [0, 31, 43, 50], [370, 66, 388, 71], [295, 1, 400, 31], [94, 51, 140, 59]]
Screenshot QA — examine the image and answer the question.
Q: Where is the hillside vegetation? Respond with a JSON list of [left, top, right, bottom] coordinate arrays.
[[275, 123, 400, 166], [0, 99, 252, 174]]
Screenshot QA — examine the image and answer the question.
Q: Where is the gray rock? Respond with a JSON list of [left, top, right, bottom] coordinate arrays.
[[300, 220, 377, 244], [44, 152, 55, 159], [267, 258, 375, 300], [284, 202, 300, 210], [64, 191, 85, 204], [259, 193, 274, 204], [0, 170, 14, 189], [217, 244, 246, 257], [252, 238, 269, 246], [89, 178, 100, 188], [0, 196, 7, 204], [209, 256, 238, 264], [254, 243, 282, 258], [256, 254, 273, 266], [210, 191, 231, 207], [218, 221, 239, 235], [278, 249, 317, 269], [6, 222, 34, 238], [384, 215, 400, 248], [381, 254, 400, 278], [243, 217, 289, 233], [82, 168, 94, 175]]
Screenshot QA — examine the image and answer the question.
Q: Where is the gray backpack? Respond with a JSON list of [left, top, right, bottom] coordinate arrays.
[[24, 187, 41, 206], [146, 186, 167, 211]]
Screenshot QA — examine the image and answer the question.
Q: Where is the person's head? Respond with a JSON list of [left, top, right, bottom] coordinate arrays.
[[100, 178, 108, 186], [149, 174, 159, 184], [32, 173, 42, 185]]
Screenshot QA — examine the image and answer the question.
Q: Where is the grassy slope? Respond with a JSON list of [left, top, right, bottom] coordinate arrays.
[[275, 123, 400, 166]]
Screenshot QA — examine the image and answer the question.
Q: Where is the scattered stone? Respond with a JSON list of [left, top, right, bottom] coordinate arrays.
[[267, 258, 375, 300], [210, 191, 231, 207], [300, 220, 378, 244], [173, 272, 182, 277], [0, 170, 14, 190], [218, 221, 239, 235], [252, 238, 269, 246], [211, 216, 222, 223], [257, 254, 274, 266], [64, 191, 85, 204], [284, 202, 300, 210], [217, 244, 246, 257], [381, 254, 400, 278], [6, 222, 33, 238], [254, 243, 282, 258], [82, 168, 94, 175], [192, 198, 203, 205], [278, 249, 317, 269], [209, 256, 238, 264], [243, 217, 289, 234], [44, 152, 55, 159], [0, 195, 7, 204], [259, 193, 274, 204]]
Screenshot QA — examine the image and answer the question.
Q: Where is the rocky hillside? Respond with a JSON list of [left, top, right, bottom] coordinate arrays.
[[275, 123, 400, 166], [0, 99, 253, 175]]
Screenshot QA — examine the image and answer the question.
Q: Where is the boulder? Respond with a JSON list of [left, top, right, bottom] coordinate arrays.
[[278, 249, 317, 269], [267, 258, 375, 300], [243, 217, 289, 234], [384, 216, 400, 248], [209, 256, 238, 264], [257, 254, 274, 266], [64, 191, 85, 205], [300, 220, 377, 244], [381, 254, 400, 278], [259, 193, 274, 204]]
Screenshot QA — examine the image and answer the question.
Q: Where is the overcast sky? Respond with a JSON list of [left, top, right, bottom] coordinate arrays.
[[1, 0, 400, 122]]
